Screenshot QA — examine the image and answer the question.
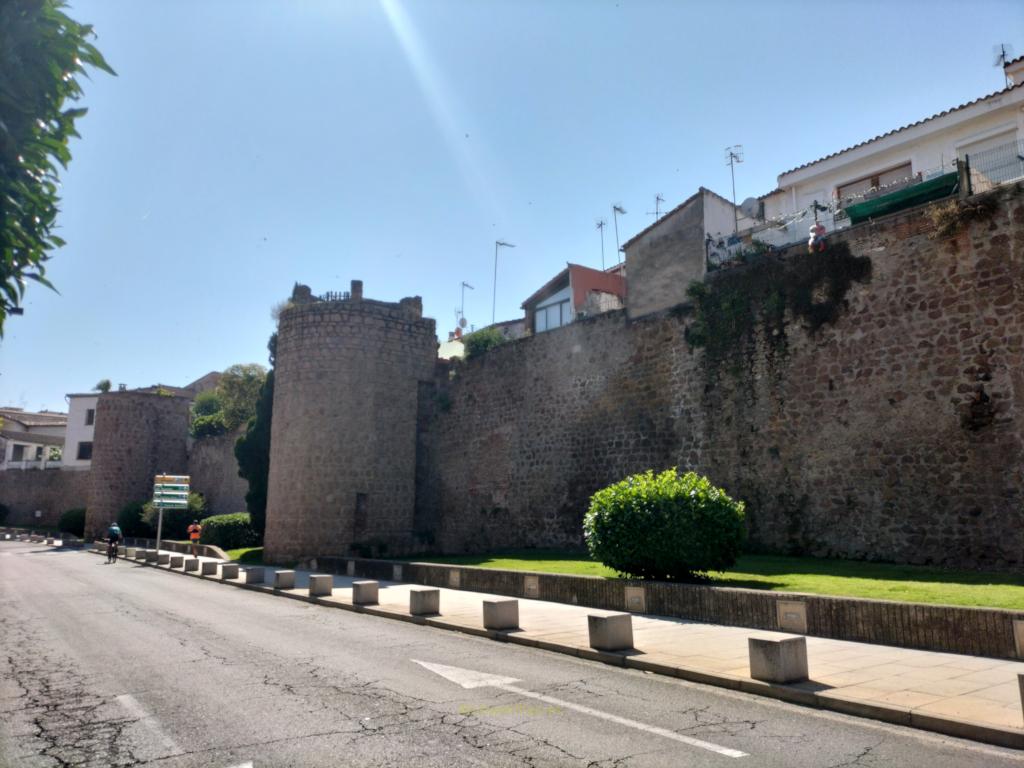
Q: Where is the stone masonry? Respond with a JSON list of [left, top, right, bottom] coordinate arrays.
[[84, 391, 191, 536], [0, 468, 90, 526], [263, 281, 437, 563]]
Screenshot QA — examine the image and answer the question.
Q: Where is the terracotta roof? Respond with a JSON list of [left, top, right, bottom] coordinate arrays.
[[779, 82, 1024, 177], [521, 265, 571, 309], [1004, 54, 1024, 67], [0, 429, 64, 446], [0, 409, 67, 427]]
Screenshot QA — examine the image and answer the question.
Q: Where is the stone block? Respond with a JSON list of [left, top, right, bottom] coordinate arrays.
[[274, 570, 296, 590], [1014, 620, 1024, 659], [587, 613, 633, 651], [523, 574, 539, 599], [483, 599, 519, 630], [200, 560, 218, 576], [624, 586, 646, 613], [353, 580, 379, 605], [144, 549, 158, 563], [125, 547, 137, 558], [221, 563, 240, 580], [1019, 674, 1024, 720], [749, 636, 808, 684], [134, 549, 147, 560], [448, 569, 461, 588], [157, 553, 170, 565], [94, 541, 105, 552], [776, 601, 808, 634], [244, 567, 265, 584], [45, 538, 54, 546], [184, 558, 200, 572], [169, 555, 184, 568], [309, 574, 333, 597], [409, 587, 440, 615]]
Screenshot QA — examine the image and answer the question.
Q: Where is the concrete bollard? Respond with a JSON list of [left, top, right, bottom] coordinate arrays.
[[220, 563, 240, 580], [309, 574, 333, 597], [157, 553, 170, 565], [184, 558, 200, 572], [125, 547, 137, 558], [409, 587, 440, 616], [748, 636, 809, 684], [1019, 674, 1024, 720], [200, 560, 218, 576], [94, 541, 104, 553], [352, 580, 379, 605], [144, 549, 159, 563], [274, 570, 296, 590], [244, 567, 265, 584], [588, 613, 634, 652], [45, 537, 54, 546], [483, 599, 520, 630], [169, 555, 184, 569]]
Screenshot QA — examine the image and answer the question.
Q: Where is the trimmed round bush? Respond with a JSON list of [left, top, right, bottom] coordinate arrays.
[[200, 512, 259, 549], [58, 508, 86, 536], [583, 469, 746, 580]]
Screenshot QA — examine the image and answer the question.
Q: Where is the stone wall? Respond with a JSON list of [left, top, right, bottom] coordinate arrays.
[[0, 469, 91, 526], [84, 392, 191, 536], [188, 431, 248, 516], [426, 185, 1024, 570], [263, 283, 438, 563]]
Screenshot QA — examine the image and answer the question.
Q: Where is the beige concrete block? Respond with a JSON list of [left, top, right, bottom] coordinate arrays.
[[45, 538, 54, 546], [244, 567, 265, 584], [221, 563, 240, 580], [448, 569, 461, 589], [157, 553, 170, 565], [624, 586, 646, 613], [125, 547, 137, 558], [588, 613, 634, 651], [1014, 620, 1024, 659], [749, 636, 809, 684], [1019, 674, 1024, 720], [134, 549, 147, 560], [274, 570, 295, 589], [144, 549, 158, 562], [483, 599, 519, 630], [353, 580, 379, 605], [776, 601, 808, 634], [184, 558, 200, 572], [410, 587, 440, 615], [309, 574, 333, 597], [169, 555, 184, 569], [200, 560, 218, 576], [346, 561, 355, 577], [392, 564, 403, 582], [524, 574, 539, 599]]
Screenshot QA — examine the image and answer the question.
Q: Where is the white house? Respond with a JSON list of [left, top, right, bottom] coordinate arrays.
[[761, 58, 1024, 220], [0, 408, 67, 470], [63, 394, 98, 470]]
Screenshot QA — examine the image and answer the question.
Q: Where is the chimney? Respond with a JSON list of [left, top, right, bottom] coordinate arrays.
[[350, 280, 363, 300]]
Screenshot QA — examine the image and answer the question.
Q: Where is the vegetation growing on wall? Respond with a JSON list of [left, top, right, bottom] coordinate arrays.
[[463, 327, 507, 358], [684, 240, 872, 364], [927, 193, 999, 240]]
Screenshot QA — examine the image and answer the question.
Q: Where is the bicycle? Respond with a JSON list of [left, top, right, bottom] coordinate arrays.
[[107, 540, 120, 564]]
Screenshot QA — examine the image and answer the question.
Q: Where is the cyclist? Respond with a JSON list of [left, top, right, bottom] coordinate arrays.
[[106, 521, 123, 563]]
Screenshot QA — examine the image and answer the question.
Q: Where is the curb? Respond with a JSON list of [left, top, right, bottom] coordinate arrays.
[[88, 549, 1024, 751]]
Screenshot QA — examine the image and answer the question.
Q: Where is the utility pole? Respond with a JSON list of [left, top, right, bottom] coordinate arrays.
[[725, 145, 744, 234], [492, 240, 515, 324], [612, 205, 626, 263], [595, 219, 606, 270]]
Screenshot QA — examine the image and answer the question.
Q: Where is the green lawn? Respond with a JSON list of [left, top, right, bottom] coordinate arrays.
[[226, 546, 264, 565], [404, 550, 1024, 610]]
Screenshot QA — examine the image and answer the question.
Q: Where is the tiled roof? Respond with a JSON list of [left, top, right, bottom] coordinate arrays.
[[0, 429, 64, 446], [0, 409, 67, 427], [779, 82, 1024, 177]]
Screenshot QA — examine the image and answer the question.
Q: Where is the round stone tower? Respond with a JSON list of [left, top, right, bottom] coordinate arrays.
[[263, 280, 438, 563]]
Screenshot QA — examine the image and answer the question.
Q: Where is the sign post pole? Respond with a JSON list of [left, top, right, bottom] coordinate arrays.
[[152, 474, 190, 557]]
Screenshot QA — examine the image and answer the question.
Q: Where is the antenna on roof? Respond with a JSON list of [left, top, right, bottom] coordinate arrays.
[[646, 194, 665, 222], [994, 43, 1015, 88], [595, 218, 607, 270], [611, 204, 626, 263], [725, 145, 744, 234]]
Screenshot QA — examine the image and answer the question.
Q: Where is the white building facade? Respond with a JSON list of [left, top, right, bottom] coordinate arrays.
[[63, 394, 98, 469]]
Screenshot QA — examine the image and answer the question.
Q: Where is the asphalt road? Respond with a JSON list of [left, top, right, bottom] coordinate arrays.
[[1, 540, 1022, 768]]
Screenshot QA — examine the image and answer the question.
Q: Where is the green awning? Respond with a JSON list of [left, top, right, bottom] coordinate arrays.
[[844, 172, 959, 225]]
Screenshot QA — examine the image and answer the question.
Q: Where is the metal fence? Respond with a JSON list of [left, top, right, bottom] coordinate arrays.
[[964, 138, 1024, 194]]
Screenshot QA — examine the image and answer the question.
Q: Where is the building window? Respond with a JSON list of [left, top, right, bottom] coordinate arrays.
[[837, 162, 914, 202], [76, 441, 93, 461], [11, 444, 25, 462], [85, 408, 95, 426], [535, 299, 572, 333]]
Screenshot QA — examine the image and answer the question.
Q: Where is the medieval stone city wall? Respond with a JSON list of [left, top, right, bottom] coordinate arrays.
[[263, 287, 437, 562], [427, 184, 1024, 570], [187, 430, 249, 516], [84, 391, 191, 536], [0, 468, 91, 526]]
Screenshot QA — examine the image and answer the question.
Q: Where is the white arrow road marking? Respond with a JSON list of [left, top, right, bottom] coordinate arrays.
[[412, 659, 748, 759], [116, 694, 183, 757]]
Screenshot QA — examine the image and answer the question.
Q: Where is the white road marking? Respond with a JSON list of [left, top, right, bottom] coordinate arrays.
[[225, 762, 254, 768], [413, 659, 748, 759], [115, 694, 183, 756]]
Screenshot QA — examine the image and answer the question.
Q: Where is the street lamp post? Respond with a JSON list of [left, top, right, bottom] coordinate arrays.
[[492, 240, 515, 324]]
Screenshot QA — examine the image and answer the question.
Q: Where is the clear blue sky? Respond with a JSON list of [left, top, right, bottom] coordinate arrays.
[[2, 0, 1021, 412]]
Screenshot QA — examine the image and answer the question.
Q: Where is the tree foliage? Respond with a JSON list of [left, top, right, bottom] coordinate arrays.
[[93, 378, 111, 393], [463, 327, 507, 359], [141, 492, 206, 540], [0, 1, 114, 334], [235, 368, 273, 538], [216, 363, 266, 430], [192, 390, 222, 417]]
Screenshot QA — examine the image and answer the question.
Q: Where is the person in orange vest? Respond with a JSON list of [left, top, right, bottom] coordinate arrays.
[[187, 520, 202, 558]]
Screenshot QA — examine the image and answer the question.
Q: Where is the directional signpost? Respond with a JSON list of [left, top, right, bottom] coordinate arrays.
[[152, 474, 190, 555]]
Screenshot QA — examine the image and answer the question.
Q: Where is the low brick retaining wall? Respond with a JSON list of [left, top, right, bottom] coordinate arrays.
[[315, 556, 1024, 660], [122, 537, 229, 561]]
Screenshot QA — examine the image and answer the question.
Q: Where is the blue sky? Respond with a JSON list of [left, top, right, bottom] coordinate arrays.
[[2, 0, 1021, 412]]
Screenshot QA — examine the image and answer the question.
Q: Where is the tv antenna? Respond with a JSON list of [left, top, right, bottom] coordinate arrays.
[[492, 240, 515, 324], [611, 204, 627, 262], [646, 193, 665, 221], [456, 281, 474, 330], [595, 218, 607, 269], [994, 44, 1015, 88], [725, 145, 744, 234]]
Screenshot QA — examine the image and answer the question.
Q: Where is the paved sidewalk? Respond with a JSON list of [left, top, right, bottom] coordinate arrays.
[[89, 544, 1024, 748]]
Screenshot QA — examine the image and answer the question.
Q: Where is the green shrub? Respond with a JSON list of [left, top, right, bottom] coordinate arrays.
[[463, 327, 507, 358], [191, 390, 222, 417], [583, 469, 746, 580], [57, 508, 86, 536], [117, 501, 152, 538], [191, 412, 228, 438], [141, 492, 206, 540], [200, 512, 259, 549]]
